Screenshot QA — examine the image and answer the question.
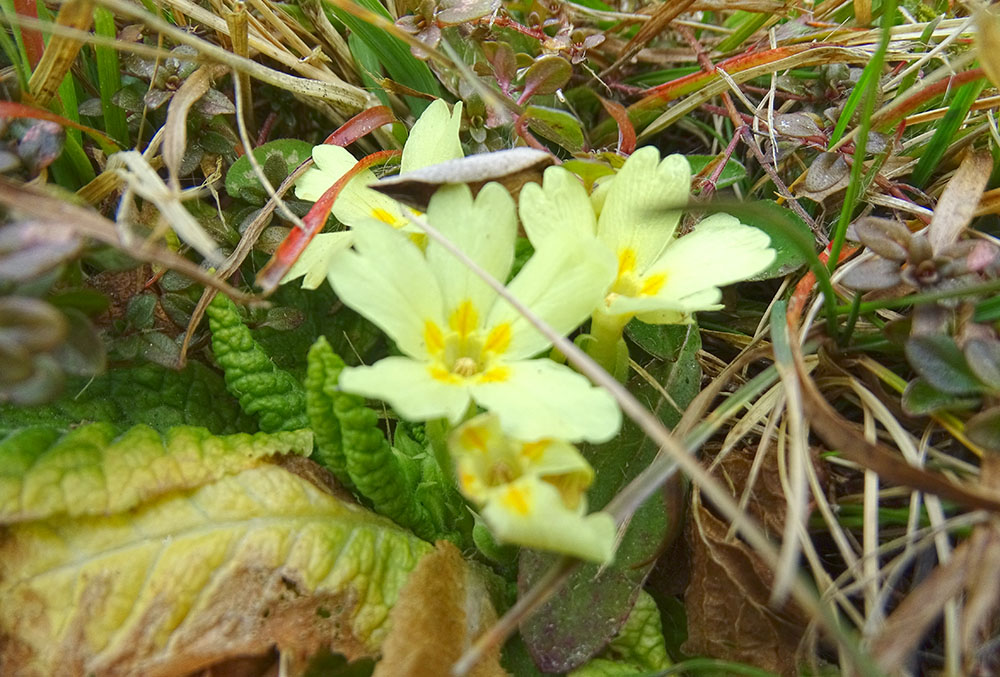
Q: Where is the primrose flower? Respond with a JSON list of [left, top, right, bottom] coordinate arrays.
[[519, 147, 775, 371], [325, 181, 621, 443], [285, 99, 464, 288], [449, 413, 616, 563]]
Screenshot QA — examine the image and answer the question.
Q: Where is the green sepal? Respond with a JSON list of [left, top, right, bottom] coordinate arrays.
[[206, 294, 308, 433]]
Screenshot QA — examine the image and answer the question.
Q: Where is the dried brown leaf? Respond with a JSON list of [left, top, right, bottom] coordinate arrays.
[[683, 487, 807, 676], [927, 150, 992, 253], [373, 541, 505, 677], [0, 178, 253, 305]]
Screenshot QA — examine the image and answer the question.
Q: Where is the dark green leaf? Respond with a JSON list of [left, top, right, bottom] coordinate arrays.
[[964, 338, 1000, 392], [731, 200, 814, 280], [521, 55, 572, 99], [687, 154, 746, 190], [902, 377, 979, 415], [523, 105, 585, 152], [966, 406, 1000, 452], [224, 139, 314, 206], [125, 293, 157, 330], [905, 334, 985, 395]]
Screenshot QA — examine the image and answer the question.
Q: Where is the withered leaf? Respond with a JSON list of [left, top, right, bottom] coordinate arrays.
[[683, 487, 808, 676], [0, 424, 434, 676], [373, 541, 505, 677], [370, 148, 553, 210], [927, 150, 992, 253], [799, 152, 848, 201]]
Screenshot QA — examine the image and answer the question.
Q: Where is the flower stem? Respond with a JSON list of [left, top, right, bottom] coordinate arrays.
[[586, 310, 630, 379]]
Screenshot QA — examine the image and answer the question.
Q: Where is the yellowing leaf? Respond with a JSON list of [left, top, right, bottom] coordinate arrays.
[[0, 423, 313, 522], [0, 425, 433, 676]]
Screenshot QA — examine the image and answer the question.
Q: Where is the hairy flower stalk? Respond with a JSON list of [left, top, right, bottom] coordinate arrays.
[[519, 147, 776, 376], [325, 181, 621, 443]]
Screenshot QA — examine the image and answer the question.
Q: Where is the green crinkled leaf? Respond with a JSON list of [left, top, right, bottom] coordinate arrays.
[[0, 423, 312, 523], [305, 338, 465, 544], [569, 590, 672, 676], [0, 432, 431, 676], [0, 361, 254, 436], [207, 294, 309, 433], [305, 337, 357, 491], [336, 369, 435, 539]]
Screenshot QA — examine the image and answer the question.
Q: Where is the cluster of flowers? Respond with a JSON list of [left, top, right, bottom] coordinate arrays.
[[290, 100, 775, 563]]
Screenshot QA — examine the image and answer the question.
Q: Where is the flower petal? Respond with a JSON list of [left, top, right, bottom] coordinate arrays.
[[281, 231, 354, 289], [448, 412, 594, 504], [487, 236, 615, 359], [642, 213, 775, 301], [481, 476, 616, 562], [426, 183, 517, 316], [470, 359, 621, 442], [326, 220, 444, 357], [400, 99, 464, 174], [339, 356, 472, 424], [597, 148, 690, 274], [518, 165, 596, 246], [296, 145, 407, 229]]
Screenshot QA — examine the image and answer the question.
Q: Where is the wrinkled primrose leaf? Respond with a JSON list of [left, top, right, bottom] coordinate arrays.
[[0, 423, 434, 675], [0, 361, 254, 436]]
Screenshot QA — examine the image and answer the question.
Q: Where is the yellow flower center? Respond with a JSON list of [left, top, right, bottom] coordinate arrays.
[[423, 299, 513, 384], [371, 207, 404, 226], [609, 246, 667, 301]]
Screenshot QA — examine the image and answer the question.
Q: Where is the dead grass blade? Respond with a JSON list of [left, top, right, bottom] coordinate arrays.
[[95, 0, 370, 115], [25, 0, 94, 106], [163, 66, 224, 189], [0, 178, 253, 304], [869, 531, 974, 671], [599, 0, 696, 78], [793, 343, 1000, 514], [109, 151, 223, 264]]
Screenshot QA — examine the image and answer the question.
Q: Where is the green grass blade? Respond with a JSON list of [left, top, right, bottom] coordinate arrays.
[[827, 0, 897, 276], [323, 0, 439, 115], [896, 17, 940, 95], [347, 31, 390, 108], [0, 0, 31, 87], [910, 77, 987, 188], [715, 12, 767, 53], [93, 7, 129, 147]]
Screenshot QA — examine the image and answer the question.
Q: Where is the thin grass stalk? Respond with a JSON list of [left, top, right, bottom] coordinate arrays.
[[828, 0, 897, 276]]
